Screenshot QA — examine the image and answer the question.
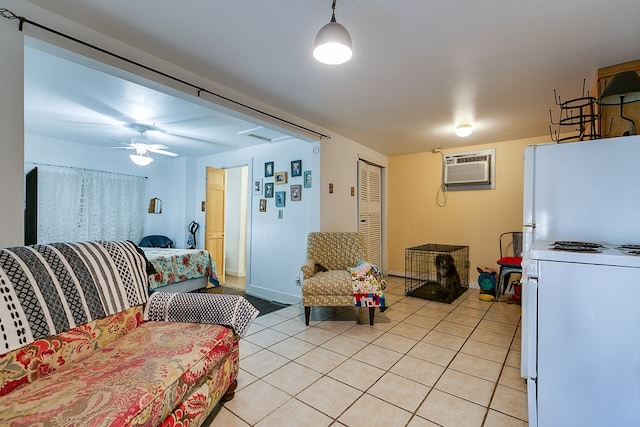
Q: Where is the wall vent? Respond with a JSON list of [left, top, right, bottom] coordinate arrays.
[[443, 149, 495, 189]]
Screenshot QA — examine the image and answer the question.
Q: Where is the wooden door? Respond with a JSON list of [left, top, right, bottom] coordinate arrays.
[[205, 167, 226, 285]]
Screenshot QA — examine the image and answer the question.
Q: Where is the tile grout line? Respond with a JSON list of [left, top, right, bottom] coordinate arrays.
[[219, 284, 524, 426]]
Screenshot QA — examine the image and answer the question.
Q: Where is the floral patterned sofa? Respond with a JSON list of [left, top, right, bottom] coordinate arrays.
[[300, 232, 386, 326], [0, 241, 256, 426]]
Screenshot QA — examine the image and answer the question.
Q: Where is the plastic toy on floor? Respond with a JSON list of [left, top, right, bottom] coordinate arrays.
[[476, 267, 497, 301]]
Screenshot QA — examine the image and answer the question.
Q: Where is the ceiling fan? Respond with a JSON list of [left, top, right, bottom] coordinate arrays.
[[111, 124, 178, 166]]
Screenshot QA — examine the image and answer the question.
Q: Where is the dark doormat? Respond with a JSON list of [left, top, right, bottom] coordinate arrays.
[[195, 286, 290, 317]]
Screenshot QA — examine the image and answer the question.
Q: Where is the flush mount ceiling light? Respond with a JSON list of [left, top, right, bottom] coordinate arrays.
[[313, 0, 352, 65], [129, 143, 154, 166], [455, 124, 474, 137]]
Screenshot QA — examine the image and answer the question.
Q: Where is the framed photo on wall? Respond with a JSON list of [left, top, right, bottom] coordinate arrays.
[[259, 199, 267, 212], [291, 160, 302, 177], [290, 184, 301, 201], [253, 178, 263, 195], [264, 182, 274, 198], [275, 191, 286, 207], [264, 161, 274, 177], [304, 170, 312, 188], [275, 171, 288, 184]]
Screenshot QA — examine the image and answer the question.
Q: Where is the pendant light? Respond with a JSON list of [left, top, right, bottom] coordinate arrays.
[[313, 0, 352, 65]]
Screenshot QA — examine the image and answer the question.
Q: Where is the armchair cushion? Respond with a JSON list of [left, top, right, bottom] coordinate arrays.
[[306, 232, 366, 271], [302, 270, 353, 296]]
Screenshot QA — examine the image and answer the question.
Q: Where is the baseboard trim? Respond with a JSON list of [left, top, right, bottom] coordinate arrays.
[[245, 284, 302, 305]]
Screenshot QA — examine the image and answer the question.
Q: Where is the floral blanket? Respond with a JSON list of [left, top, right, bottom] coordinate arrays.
[[142, 248, 219, 291], [348, 261, 387, 310]]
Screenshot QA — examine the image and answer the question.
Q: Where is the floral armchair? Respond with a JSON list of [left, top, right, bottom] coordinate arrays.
[[301, 232, 384, 326]]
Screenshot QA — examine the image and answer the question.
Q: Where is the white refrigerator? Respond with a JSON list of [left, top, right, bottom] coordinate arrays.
[[521, 135, 640, 426]]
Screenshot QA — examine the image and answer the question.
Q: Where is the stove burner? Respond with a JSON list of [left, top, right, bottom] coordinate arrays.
[[550, 241, 604, 253], [622, 250, 640, 256], [553, 241, 604, 248], [618, 244, 640, 250], [550, 244, 602, 253]]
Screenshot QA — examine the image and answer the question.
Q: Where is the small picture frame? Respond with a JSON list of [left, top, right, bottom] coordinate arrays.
[[275, 171, 288, 184], [278, 209, 283, 219], [290, 184, 301, 201], [264, 182, 274, 198], [259, 199, 267, 212], [275, 191, 286, 207], [253, 178, 263, 195], [291, 160, 302, 177], [264, 161, 274, 177], [304, 170, 312, 188]]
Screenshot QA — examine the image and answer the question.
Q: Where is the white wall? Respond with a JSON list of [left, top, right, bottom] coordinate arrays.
[[319, 134, 389, 271], [195, 139, 320, 304], [320, 134, 388, 231], [0, 4, 25, 247]]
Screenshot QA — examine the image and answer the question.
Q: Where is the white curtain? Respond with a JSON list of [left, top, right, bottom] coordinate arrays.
[[36, 165, 146, 244]]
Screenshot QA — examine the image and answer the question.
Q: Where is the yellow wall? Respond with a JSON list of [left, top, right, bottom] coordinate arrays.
[[387, 135, 550, 284]]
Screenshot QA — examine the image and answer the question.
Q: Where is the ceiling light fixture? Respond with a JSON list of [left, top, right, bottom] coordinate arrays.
[[313, 0, 352, 65], [455, 124, 473, 137], [130, 153, 153, 166], [598, 70, 640, 136]]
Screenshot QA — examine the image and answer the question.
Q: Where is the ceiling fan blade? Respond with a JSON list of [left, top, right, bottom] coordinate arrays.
[[148, 148, 178, 157], [107, 146, 135, 150], [145, 144, 169, 150]]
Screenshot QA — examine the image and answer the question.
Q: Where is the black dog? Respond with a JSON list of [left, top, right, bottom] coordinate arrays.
[[435, 253, 461, 298]]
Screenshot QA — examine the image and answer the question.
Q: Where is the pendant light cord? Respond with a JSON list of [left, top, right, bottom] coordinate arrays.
[[0, 8, 330, 141]]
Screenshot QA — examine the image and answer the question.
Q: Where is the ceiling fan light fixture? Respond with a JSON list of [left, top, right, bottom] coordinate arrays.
[[314, 0, 352, 65], [455, 123, 473, 137], [130, 153, 153, 166]]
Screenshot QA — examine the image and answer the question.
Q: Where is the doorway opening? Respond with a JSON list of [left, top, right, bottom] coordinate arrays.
[[223, 165, 249, 291]]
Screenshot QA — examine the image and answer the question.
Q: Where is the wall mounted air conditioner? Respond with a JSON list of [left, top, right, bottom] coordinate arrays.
[[443, 149, 495, 188]]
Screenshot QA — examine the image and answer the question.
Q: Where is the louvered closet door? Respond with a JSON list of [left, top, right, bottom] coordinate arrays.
[[358, 160, 382, 268]]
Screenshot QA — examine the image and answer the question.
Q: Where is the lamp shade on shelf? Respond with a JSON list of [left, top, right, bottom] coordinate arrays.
[[313, 21, 352, 65], [599, 71, 640, 105], [130, 154, 153, 166]]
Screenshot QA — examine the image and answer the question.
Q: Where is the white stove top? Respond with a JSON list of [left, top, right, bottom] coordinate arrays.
[[529, 240, 640, 268]]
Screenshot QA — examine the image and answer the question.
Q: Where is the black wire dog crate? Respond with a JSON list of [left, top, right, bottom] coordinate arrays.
[[405, 244, 469, 303]]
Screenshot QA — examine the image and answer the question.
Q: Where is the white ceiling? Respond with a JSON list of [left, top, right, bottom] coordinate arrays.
[[24, 44, 302, 158], [20, 0, 640, 156]]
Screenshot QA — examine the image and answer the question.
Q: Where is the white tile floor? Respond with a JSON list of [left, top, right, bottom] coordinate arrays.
[[204, 276, 527, 426]]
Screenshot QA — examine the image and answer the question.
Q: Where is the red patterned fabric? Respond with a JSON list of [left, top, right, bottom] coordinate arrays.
[[0, 305, 144, 398], [0, 320, 238, 426]]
